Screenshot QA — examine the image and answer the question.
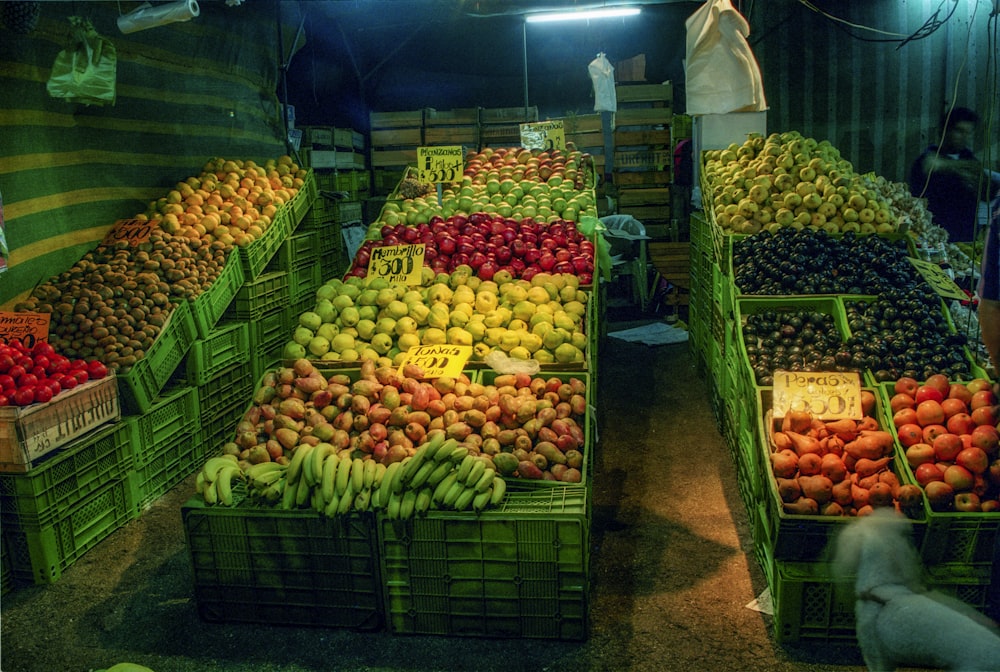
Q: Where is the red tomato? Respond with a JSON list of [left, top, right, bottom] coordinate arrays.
[[31, 342, 55, 359], [30, 365, 46, 378], [33, 355, 50, 372], [8, 365, 25, 380], [33, 386, 53, 404], [46, 379, 61, 396], [72, 370, 89, 385], [0, 375, 14, 389], [14, 356, 33, 371], [17, 373, 38, 388], [61, 376, 78, 391], [87, 360, 108, 379], [12, 388, 34, 406], [0, 395, 9, 407], [0, 354, 14, 373]]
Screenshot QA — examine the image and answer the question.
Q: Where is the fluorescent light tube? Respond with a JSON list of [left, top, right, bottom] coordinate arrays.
[[525, 7, 641, 23]]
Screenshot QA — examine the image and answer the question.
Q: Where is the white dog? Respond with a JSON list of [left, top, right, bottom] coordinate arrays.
[[831, 508, 1000, 671]]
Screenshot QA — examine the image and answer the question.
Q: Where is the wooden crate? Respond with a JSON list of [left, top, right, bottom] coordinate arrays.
[[424, 108, 479, 126], [619, 187, 670, 207], [613, 170, 671, 188], [479, 106, 538, 124], [370, 110, 423, 129], [649, 241, 691, 305], [616, 107, 673, 127], [614, 128, 670, 147], [619, 204, 670, 223], [423, 125, 478, 146], [615, 83, 672, 106], [614, 148, 672, 172], [0, 375, 121, 473]]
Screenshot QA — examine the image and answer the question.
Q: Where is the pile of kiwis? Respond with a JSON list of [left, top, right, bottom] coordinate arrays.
[[15, 231, 228, 372]]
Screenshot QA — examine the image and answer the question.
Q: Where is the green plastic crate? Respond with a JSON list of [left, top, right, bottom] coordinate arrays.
[[238, 208, 294, 280], [189, 253, 246, 339], [196, 361, 254, 426], [116, 300, 198, 415], [479, 370, 591, 489], [127, 429, 201, 511], [268, 230, 320, 272], [754, 387, 925, 567], [377, 485, 589, 640], [185, 322, 251, 386], [182, 490, 382, 631], [0, 422, 132, 529], [230, 270, 290, 322], [290, 260, 323, 304], [1, 529, 12, 595], [126, 385, 201, 470], [772, 560, 857, 646], [289, 169, 317, 229], [6, 476, 137, 585]]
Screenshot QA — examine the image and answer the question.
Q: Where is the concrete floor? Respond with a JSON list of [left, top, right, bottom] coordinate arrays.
[[1, 325, 895, 672]]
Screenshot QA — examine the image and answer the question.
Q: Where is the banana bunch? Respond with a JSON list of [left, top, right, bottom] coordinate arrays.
[[196, 455, 243, 506], [374, 431, 506, 520], [244, 460, 290, 504]]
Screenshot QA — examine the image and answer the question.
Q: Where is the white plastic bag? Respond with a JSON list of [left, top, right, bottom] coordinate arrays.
[[588, 52, 617, 112], [684, 0, 766, 115]]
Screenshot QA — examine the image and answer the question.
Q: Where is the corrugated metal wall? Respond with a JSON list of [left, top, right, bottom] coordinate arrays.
[[0, 1, 289, 309], [747, 0, 999, 183]]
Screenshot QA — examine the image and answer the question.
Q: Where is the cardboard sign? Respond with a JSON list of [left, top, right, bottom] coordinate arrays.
[[520, 120, 566, 151], [103, 218, 154, 246], [771, 370, 863, 419], [417, 146, 464, 184], [908, 257, 968, 301], [366, 244, 425, 285], [0, 312, 50, 349], [398, 344, 472, 380]]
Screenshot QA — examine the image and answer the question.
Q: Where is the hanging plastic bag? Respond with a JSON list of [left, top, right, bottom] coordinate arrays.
[[588, 52, 617, 112], [46, 17, 117, 106], [578, 215, 613, 282], [684, 0, 766, 115]]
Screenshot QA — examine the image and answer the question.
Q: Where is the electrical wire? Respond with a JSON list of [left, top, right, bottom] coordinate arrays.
[[795, 0, 960, 47]]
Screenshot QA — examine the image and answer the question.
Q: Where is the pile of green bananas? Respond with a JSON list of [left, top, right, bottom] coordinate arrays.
[[195, 454, 243, 506], [196, 431, 507, 519]]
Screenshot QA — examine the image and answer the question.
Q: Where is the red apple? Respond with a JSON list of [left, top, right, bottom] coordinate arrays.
[[923, 480, 955, 511], [943, 464, 975, 491], [956, 446, 990, 474], [924, 373, 952, 397], [954, 492, 982, 512], [905, 442, 937, 469], [915, 385, 944, 404], [946, 412, 976, 436], [981, 499, 1000, 512], [970, 389, 997, 411], [893, 408, 919, 428], [970, 404, 999, 427], [948, 382, 974, 405], [922, 424, 949, 444], [966, 378, 993, 394], [896, 423, 925, 447], [914, 462, 945, 485], [970, 425, 1000, 457], [916, 400, 946, 426], [890, 393, 916, 413], [894, 376, 920, 396], [940, 398, 968, 419], [933, 433, 964, 461]]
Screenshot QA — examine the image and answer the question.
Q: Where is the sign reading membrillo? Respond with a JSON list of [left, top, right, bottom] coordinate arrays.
[[366, 244, 425, 286]]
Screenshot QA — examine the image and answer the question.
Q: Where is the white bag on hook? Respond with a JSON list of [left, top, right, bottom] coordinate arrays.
[[589, 52, 617, 112]]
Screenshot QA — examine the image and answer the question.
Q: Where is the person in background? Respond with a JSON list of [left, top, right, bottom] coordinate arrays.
[[978, 195, 1000, 375], [909, 106, 999, 243]]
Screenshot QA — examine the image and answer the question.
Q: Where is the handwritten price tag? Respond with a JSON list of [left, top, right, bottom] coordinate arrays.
[[0, 311, 50, 349], [908, 257, 968, 301], [520, 120, 565, 151], [771, 370, 863, 420], [417, 146, 464, 184], [398, 344, 472, 380], [103, 218, 154, 246], [366, 244, 425, 285]]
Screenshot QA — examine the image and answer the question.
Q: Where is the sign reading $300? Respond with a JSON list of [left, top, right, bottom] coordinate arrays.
[[366, 243, 425, 285]]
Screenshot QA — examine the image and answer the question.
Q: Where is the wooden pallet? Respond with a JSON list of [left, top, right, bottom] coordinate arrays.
[[649, 241, 690, 305]]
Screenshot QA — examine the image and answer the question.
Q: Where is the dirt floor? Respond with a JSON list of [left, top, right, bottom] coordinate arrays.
[[1, 322, 921, 672]]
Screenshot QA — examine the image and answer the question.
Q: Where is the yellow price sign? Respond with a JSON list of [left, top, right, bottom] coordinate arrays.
[[520, 120, 566, 151], [0, 312, 50, 349], [366, 244, 425, 285], [771, 370, 863, 420], [398, 344, 472, 380], [103, 218, 155, 246], [417, 146, 464, 184], [908, 257, 968, 301]]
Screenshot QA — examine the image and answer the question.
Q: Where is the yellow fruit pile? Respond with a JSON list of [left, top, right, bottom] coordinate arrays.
[[703, 131, 898, 236], [137, 155, 307, 248]]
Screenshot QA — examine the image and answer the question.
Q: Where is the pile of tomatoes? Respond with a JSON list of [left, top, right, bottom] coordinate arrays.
[[0, 340, 108, 407]]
